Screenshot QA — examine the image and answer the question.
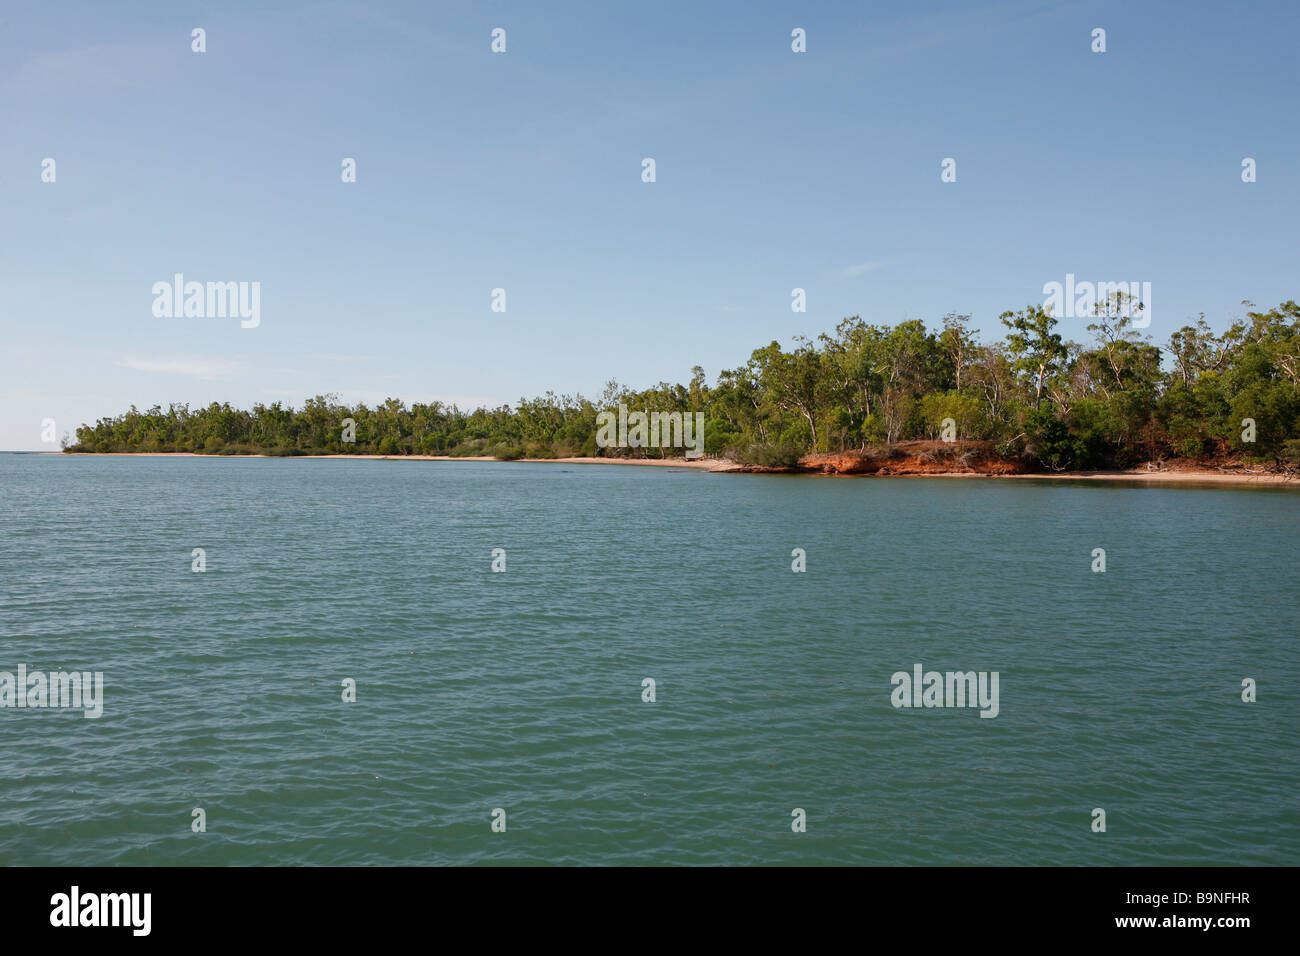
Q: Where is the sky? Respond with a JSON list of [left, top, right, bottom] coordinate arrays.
[[2, 0, 1297, 449]]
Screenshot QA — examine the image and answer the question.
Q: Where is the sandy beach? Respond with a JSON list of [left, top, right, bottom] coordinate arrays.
[[45, 451, 1297, 483], [52, 451, 727, 469], [999, 469, 1296, 485]]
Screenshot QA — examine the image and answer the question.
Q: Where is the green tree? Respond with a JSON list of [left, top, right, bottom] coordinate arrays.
[[1002, 305, 1066, 408]]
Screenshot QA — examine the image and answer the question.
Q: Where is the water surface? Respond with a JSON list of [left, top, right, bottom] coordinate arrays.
[[1, 455, 1296, 865]]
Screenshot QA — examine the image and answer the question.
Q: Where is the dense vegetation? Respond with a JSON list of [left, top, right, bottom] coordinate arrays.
[[69, 296, 1300, 471]]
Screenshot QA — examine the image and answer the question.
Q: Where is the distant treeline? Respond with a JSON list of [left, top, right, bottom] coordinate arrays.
[[69, 296, 1300, 470]]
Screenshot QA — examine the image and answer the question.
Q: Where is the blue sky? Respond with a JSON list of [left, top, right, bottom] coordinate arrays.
[[2, 0, 1296, 449]]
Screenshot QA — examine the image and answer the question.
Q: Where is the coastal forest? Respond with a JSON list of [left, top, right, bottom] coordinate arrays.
[[68, 296, 1300, 472]]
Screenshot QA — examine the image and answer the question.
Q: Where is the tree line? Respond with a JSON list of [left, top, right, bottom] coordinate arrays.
[[69, 295, 1300, 471]]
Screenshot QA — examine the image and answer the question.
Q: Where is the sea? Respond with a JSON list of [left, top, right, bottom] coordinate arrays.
[[1, 453, 1296, 865]]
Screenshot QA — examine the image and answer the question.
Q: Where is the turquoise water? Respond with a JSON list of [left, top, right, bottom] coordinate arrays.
[[1, 454, 1297, 865]]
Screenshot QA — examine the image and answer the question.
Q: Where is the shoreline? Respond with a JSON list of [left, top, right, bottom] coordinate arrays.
[[43, 451, 1298, 484], [48, 451, 727, 470]]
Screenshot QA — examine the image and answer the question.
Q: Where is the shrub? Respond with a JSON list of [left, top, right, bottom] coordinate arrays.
[[523, 440, 558, 459], [489, 443, 523, 460], [449, 438, 490, 457], [729, 442, 803, 468], [916, 393, 989, 440], [1025, 407, 1090, 471]]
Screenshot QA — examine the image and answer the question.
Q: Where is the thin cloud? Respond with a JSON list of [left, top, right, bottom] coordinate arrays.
[[843, 260, 886, 277], [116, 357, 243, 380], [2, 41, 166, 95]]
